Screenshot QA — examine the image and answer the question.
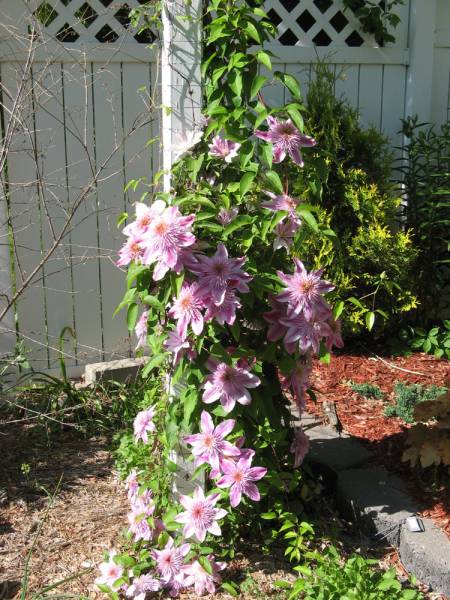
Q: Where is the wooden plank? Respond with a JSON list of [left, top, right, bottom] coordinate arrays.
[[62, 60, 104, 365], [1, 61, 49, 368], [32, 62, 77, 369], [358, 64, 383, 131], [381, 65, 407, 151], [335, 63, 359, 110], [91, 61, 131, 360]]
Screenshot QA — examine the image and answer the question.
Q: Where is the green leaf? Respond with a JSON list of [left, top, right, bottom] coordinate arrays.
[[260, 142, 273, 169], [286, 106, 304, 132], [141, 294, 163, 309], [229, 70, 243, 97], [250, 75, 267, 100], [365, 311, 375, 331], [265, 170, 283, 194], [244, 22, 260, 43], [142, 353, 167, 377], [240, 171, 256, 197], [199, 555, 213, 575], [127, 303, 139, 332], [274, 71, 301, 99], [255, 50, 272, 71], [261, 511, 277, 519], [347, 296, 364, 309], [114, 287, 137, 316], [333, 300, 344, 320], [222, 582, 239, 597], [298, 208, 318, 233], [223, 215, 254, 238]]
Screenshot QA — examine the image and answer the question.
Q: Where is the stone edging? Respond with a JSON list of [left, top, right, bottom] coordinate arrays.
[[298, 411, 450, 596]]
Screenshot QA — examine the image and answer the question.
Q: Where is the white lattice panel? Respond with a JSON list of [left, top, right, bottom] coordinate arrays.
[[264, 0, 381, 47], [32, 0, 155, 45]]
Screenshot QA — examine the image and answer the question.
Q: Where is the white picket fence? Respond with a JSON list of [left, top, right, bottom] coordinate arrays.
[[0, 0, 448, 376]]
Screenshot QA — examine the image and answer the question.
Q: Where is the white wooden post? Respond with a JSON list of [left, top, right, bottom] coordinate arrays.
[[161, 0, 203, 192], [405, 0, 437, 121]]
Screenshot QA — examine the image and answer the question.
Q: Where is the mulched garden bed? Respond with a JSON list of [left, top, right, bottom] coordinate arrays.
[[306, 351, 450, 538]]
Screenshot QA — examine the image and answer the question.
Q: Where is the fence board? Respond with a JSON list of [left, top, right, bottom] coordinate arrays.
[[33, 62, 77, 368], [2, 62, 50, 368], [62, 61, 104, 365], [91, 61, 131, 360], [358, 64, 383, 131]]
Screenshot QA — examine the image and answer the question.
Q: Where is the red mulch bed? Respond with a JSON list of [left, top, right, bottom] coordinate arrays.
[[305, 351, 450, 537]]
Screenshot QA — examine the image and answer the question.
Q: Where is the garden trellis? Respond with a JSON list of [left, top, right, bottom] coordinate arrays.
[[0, 0, 449, 376]]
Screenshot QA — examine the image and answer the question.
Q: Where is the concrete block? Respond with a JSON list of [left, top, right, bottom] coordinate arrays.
[[83, 357, 147, 386], [400, 518, 450, 596], [308, 430, 373, 471], [337, 466, 418, 546]]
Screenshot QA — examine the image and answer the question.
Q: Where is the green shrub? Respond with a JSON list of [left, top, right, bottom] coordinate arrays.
[[290, 62, 418, 339], [395, 320, 450, 359], [286, 546, 422, 599], [350, 382, 384, 400], [384, 382, 447, 423], [398, 117, 450, 324]]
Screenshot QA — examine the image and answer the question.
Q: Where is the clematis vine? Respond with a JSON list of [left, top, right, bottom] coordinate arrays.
[[134, 310, 148, 350], [290, 427, 310, 467], [168, 281, 205, 338], [151, 537, 190, 584], [255, 116, 316, 167]]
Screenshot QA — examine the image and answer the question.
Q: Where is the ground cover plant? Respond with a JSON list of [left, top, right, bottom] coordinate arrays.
[[384, 382, 447, 424]]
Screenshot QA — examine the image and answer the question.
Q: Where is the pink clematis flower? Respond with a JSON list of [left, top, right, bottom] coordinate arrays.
[[204, 288, 241, 326], [281, 356, 312, 413], [141, 205, 196, 281], [192, 243, 251, 305], [184, 556, 226, 595], [117, 234, 145, 267], [133, 407, 156, 443], [202, 360, 261, 413], [262, 191, 302, 217], [123, 200, 166, 236], [163, 330, 197, 365], [217, 455, 267, 507], [281, 312, 333, 355], [208, 135, 241, 163], [263, 295, 289, 342], [290, 427, 310, 467], [217, 207, 238, 225], [151, 538, 190, 584], [126, 573, 161, 599], [175, 486, 227, 542], [276, 259, 334, 319], [125, 469, 139, 501], [273, 217, 301, 251], [184, 410, 240, 470], [95, 550, 124, 589], [254, 116, 316, 166], [168, 282, 205, 338], [134, 310, 148, 350]]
